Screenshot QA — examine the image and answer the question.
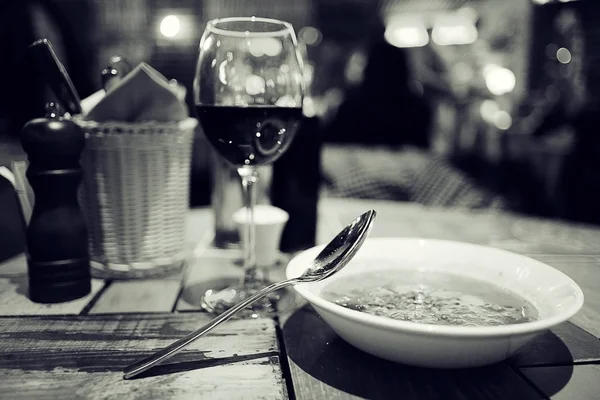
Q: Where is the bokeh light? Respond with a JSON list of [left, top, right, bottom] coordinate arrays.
[[493, 111, 512, 130], [556, 47, 572, 64], [249, 38, 282, 57], [431, 23, 478, 46], [483, 64, 516, 96], [480, 100, 500, 123], [299, 27, 322, 46], [384, 25, 429, 48], [160, 15, 181, 38]]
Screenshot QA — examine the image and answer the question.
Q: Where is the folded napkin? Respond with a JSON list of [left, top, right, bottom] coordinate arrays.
[[82, 62, 189, 122]]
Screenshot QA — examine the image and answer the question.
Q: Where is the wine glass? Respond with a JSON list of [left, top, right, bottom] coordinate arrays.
[[194, 17, 305, 316]]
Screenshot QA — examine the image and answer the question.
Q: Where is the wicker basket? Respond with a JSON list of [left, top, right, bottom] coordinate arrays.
[[75, 117, 197, 279]]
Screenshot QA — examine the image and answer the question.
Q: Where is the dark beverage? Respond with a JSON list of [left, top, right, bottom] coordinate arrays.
[[195, 105, 303, 168]]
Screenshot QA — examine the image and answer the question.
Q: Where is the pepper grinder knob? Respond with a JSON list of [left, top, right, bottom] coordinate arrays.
[[21, 102, 91, 303]]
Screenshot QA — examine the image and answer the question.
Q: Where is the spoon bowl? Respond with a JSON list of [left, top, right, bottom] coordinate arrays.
[[123, 209, 376, 379], [300, 209, 376, 282]]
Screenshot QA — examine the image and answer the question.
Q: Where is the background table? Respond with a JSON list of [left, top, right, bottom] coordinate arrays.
[[2, 199, 600, 399]]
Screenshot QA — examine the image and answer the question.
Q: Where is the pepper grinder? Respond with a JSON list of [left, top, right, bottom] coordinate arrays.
[[21, 103, 91, 303]]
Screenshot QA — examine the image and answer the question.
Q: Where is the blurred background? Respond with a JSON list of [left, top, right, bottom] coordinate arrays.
[[1, 0, 599, 225]]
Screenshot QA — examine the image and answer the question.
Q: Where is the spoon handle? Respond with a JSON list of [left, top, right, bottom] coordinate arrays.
[[123, 278, 297, 380]]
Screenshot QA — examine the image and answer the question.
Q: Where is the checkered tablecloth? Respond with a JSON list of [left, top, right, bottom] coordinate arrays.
[[322, 145, 506, 209]]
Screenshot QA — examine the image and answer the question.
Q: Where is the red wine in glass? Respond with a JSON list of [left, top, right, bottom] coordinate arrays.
[[196, 105, 303, 168]]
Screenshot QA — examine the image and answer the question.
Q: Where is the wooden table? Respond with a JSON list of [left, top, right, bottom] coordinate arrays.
[[2, 199, 600, 399]]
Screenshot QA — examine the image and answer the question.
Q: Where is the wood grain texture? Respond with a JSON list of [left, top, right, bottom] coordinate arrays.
[[510, 322, 600, 367], [521, 364, 600, 400], [176, 254, 243, 311], [325, 198, 600, 255], [185, 208, 214, 251], [325, 199, 512, 243], [89, 280, 182, 314], [0, 356, 286, 400], [281, 306, 542, 400], [4, 201, 600, 399], [0, 314, 278, 370], [0, 253, 27, 276], [0, 277, 104, 316], [316, 203, 345, 245]]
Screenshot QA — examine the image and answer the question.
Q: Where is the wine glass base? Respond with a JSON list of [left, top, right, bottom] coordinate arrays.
[[200, 280, 279, 318]]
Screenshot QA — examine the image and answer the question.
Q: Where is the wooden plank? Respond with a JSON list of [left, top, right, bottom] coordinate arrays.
[[0, 277, 104, 316], [281, 306, 542, 400], [185, 208, 214, 250], [89, 280, 181, 314], [0, 253, 27, 277], [510, 322, 600, 367], [316, 201, 345, 244], [325, 198, 600, 255], [0, 313, 285, 398], [177, 250, 300, 315], [325, 199, 510, 242], [509, 217, 600, 255], [0, 314, 278, 368], [176, 254, 243, 311], [0, 357, 286, 400], [521, 364, 600, 400]]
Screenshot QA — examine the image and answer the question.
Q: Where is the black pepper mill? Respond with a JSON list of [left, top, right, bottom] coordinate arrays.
[[21, 103, 91, 303]]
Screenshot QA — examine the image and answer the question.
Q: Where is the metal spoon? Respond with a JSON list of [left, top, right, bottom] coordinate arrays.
[[123, 209, 377, 380]]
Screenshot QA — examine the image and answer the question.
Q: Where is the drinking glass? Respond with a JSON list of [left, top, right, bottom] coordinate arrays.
[[194, 17, 305, 316]]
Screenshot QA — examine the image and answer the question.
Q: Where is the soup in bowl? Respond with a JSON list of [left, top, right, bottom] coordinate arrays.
[[285, 238, 584, 368]]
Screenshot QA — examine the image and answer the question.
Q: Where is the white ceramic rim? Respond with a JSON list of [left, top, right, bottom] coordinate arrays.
[[286, 238, 585, 338]]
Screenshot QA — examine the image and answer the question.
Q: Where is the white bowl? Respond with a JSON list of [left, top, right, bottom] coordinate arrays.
[[286, 238, 584, 368]]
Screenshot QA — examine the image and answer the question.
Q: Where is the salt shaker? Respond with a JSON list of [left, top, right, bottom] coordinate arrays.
[[21, 103, 91, 303]]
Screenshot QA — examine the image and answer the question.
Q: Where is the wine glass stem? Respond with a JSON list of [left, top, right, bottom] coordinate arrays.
[[238, 167, 258, 282]]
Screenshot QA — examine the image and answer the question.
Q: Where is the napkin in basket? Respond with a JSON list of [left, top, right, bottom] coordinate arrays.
[[82, 62, 189, 122]]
